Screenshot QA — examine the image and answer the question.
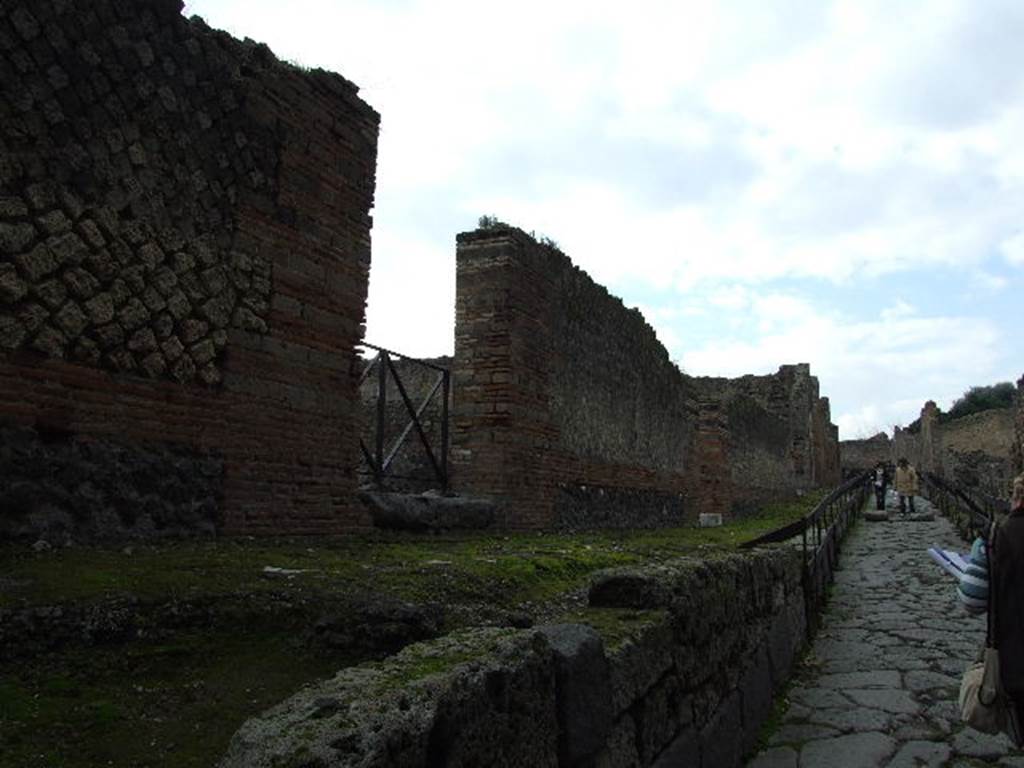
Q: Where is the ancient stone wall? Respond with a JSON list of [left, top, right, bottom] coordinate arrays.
[[221, 547, 808, 768], [942, 407, 1015, 495], [839, 432, 891, 474], [451, 225, 840, 528], [452, 226, 695, 529], [842, 401, 1017, 497], [0, 0, 379, 539], [690, 366, 841, 516]]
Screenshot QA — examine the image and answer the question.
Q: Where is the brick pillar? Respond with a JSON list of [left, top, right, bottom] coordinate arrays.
[[451, 228, 558, 528], [920, 400, 942, 475], [690, 398, 732, 519]]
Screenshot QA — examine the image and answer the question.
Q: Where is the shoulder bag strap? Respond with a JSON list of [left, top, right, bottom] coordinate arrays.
[[987, 520, 998, 650]]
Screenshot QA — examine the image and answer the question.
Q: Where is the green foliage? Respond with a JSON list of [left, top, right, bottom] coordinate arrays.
[[905, 381, 1016, 432], [477, 214, 506, 229], [942, 382, 1016, 423]]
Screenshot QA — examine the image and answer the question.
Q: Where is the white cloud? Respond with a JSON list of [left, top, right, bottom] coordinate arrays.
[[680, 300, 1002, 439], [1000, 231, 1024, 266], [185, 0, 1024, 434]]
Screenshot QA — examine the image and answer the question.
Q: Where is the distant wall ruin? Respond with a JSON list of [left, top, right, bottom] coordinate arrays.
[[691, 368, 840, 517], [450, 226, 840, 529], [840, 398, 1018, 497], [0, 0, 378, 539]]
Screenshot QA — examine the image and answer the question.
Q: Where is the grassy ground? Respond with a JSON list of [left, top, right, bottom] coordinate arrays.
[[0, 492, 823, 612], [0, 491, 825, 768], [0, 629, 352, 768]]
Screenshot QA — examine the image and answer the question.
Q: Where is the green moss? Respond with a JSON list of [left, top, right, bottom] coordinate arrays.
[[558, 607, 668, 650]]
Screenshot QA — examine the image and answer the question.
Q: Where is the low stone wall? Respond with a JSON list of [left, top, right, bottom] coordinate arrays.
[[219, 547, 806, 768]]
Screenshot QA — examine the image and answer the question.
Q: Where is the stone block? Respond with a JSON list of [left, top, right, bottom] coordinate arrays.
[[170, 353, 196, 383], [138, 350, 166, 378], [594, 715, 641, 768], [165, 291, 191, 320], [46, 231, 87, 266], [33, 278, 67, 309], [537, 624, 614, 766], [127, 328, 157, 353], [36, 209, 70, 235], [76, 219, 106, 249], [0, 263, 28, 303], [698, 690, 742, 768], [71, 335, 101, 365], [220, 629, 559, 768], [605, 618, 675, 715], [29, 324, 65, 358], [0, 315, 26, 350], [699, 513, 723, 527], [117, 297, 148, 330], [63, 267, 100, 299], [54, 300, 88, 338], [179, 317, 207, 343], [740, 646, 774, 757], [14, 243, 55, 281], [0, 197, 29, 219], [199, 292, 232, 328]]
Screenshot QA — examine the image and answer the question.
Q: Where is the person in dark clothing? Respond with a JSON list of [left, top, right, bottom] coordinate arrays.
[[872, 461, 889, 511], [994, 476, 1024, 737]]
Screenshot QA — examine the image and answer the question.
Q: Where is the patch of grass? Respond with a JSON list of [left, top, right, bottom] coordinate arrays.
[[0, 629, 353, 768], [0, 491, 832, 767], [0, 491, 828, 615]]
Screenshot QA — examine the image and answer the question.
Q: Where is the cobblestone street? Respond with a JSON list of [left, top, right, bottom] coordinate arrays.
[[748, 497, 1023, 767]]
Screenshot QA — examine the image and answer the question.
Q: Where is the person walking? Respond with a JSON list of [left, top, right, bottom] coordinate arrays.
[[872, 461, 889, 511], [894, 457, 919, 515]]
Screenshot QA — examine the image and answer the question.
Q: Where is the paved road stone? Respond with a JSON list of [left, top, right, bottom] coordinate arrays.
[[747, 497, 1022, 766]]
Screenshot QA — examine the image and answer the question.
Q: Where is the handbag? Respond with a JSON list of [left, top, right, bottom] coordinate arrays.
[[959, 647, 1005, 733], [959, 522, 1024, 744]]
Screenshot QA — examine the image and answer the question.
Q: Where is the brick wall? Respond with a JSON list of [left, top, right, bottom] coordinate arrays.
[[839, 432, 890, 473], [691, 366, 841, 515], [0, 0, 378, 539], [451, 226, 840, 528], [452, 227, 695, 529]]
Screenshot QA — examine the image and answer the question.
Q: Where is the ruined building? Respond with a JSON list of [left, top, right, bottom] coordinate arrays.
[[0, 0, 379, 538], [0, 0, 840, 541]]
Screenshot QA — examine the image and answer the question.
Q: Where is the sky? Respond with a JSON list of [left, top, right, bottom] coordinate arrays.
[[185, 0, 1024, 439]]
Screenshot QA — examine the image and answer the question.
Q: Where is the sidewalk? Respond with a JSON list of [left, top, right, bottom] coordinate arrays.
[[747, 496, 1021, 767]]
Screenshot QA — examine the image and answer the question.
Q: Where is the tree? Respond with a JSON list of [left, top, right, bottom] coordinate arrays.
[[941, 382, 1016, 423]]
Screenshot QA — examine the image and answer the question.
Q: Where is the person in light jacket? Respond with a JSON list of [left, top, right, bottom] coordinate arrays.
[[894, 457, 919, 515]]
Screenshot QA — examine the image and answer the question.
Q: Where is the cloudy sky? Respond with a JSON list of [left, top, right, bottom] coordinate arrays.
[[186, 0, 1023, 439]]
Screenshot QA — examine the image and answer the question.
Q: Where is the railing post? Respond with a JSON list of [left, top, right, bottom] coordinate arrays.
[[440, 369, 450, 493], [376, 350, 387, 488]]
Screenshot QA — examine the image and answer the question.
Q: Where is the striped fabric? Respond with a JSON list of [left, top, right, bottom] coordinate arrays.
[[957, 536, 989, 614]]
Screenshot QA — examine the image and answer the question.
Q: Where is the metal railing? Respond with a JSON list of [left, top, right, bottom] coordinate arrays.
[[741, 471, 871, 638], [921, 471, 997, 541], [358, 343, 450, 492]]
